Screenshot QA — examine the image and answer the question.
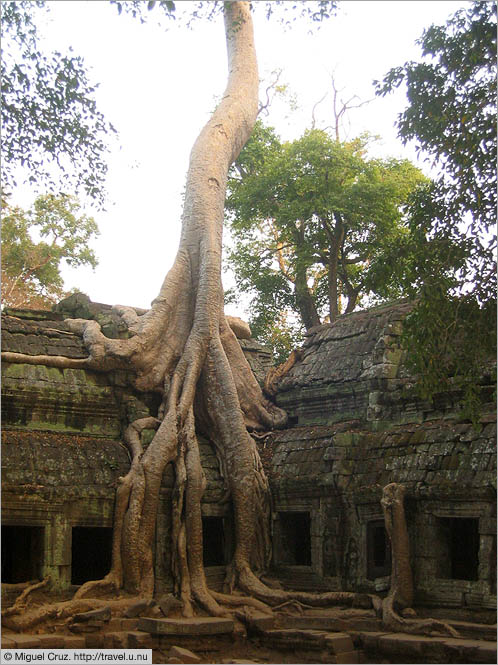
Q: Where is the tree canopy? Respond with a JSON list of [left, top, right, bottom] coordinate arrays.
[[1, 0, 115, 206], [226, 122, 426, 361], [375, 0, 497, 417], [1, 194, 99, 309]]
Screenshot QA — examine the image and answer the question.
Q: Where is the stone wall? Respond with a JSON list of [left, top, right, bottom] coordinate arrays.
[[2, 299, 496, 614], [1, 303, 271, 596], [266, 301, 496, 612]]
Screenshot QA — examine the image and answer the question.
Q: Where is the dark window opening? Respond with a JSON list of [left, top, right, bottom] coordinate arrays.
[[71, 527, 112, 585], [367, 520, 391, 580], [1, 525, 44, 583], [277, 512, 311, 566], [438, 517, 479, 581], [202, 517, 225, 567]]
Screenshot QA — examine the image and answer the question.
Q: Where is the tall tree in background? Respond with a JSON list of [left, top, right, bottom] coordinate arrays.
[[1, 194, 99, 309], [375, 0, 497, 416], [1, 0, 115, 206], [226, 122, 426, 360]]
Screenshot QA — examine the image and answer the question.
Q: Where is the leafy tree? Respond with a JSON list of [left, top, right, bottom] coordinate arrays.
[[375, 0, 497, 417], [226, 122, 426, 358], [1, 194, 99, 309], [1, 1, 115, 206]]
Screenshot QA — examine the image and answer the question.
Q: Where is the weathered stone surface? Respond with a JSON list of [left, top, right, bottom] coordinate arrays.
[[125, 599, 156, 618], [259, 628, 334, 651], [127, 631, 155, 648], [334, 651, 359, 664], [324, 632, 355, 654], [84, 633, 105, 648], [138, 617, 234, 635], [1, 430, 129, 495], [72, 606, 111, 623], [242, 611, 275, 631], [36, 634, 66, 648], [169, 645, 201, 663], [6, 634, 42, 648], [63, 636, 86, 648], [159, 593, 185, 617]]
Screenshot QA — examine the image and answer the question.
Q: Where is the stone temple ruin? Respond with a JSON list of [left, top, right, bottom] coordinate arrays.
[[1, 294, 496, 663]]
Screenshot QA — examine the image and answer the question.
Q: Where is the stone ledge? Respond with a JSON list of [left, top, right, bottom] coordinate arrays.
[[138, 617, 235, 635]]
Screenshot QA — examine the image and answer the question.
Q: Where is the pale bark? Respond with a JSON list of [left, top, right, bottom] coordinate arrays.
[[381, 483, 459, 637]]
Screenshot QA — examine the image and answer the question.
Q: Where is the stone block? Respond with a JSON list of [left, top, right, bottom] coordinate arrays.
[[324, 633, 354, 654], [169, 645, 201, 663], [138, 617, 234, 636], [243, 611, 275, 631], [36, 634, 66, 648], [442, 638, 498, 664], [334, 651, 359, 664], [127, 631, 155, 648], [85, 634, 105, 648], [357, 631, 390, 652], [63, 636, 86, 648], [125, 599, 156, 618], [158, 594, 186, 617], [121, 618, 139, 630], [107, 618, 123, 631], [8, 634, 42, 648], [1, 637, 17, 649], [70, 621, 104, 633], [72, 606, 112, 623]]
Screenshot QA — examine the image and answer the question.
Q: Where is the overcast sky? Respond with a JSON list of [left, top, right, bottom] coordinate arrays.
[[13, 0, 469, 314]]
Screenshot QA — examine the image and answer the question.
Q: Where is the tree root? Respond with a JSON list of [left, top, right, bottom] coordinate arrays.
[[1, 597, 137, 633], [2, 578, 51, 618], [382, 595, 459, 637], [273, 599, 314, 615], [238, 566, 368, 609]]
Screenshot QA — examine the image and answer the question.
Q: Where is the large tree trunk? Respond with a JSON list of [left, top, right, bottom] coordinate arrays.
[[2, 2, 376, 626], [63, 1, 286, 611], [327, 220, 344, 323], [380, 483, 459, 637], [294, 263, 321, 330]]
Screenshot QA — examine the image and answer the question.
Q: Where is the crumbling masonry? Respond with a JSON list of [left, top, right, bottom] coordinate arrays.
[[2, 296, 496, 617]]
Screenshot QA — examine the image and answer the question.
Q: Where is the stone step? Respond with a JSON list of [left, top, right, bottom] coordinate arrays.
[[358, 630, 497, 664], [446, 619, 497, 642], [258, 628, 354, 654], [1, 634, 85, 649], [282, 614, 381, 633], [138, 617, 235, 636], [1, 631, 156, 651]]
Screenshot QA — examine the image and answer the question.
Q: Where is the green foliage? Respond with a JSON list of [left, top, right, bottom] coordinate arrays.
[[1, 194, 99, 309], [226, 121, 426, 357], [1, 1, 115, 206], [110, 1, 337, 28], [375, 1, 497, 419]]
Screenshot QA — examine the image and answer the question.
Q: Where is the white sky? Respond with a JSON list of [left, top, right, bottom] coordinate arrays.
[[12, 0, 469, 314]]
